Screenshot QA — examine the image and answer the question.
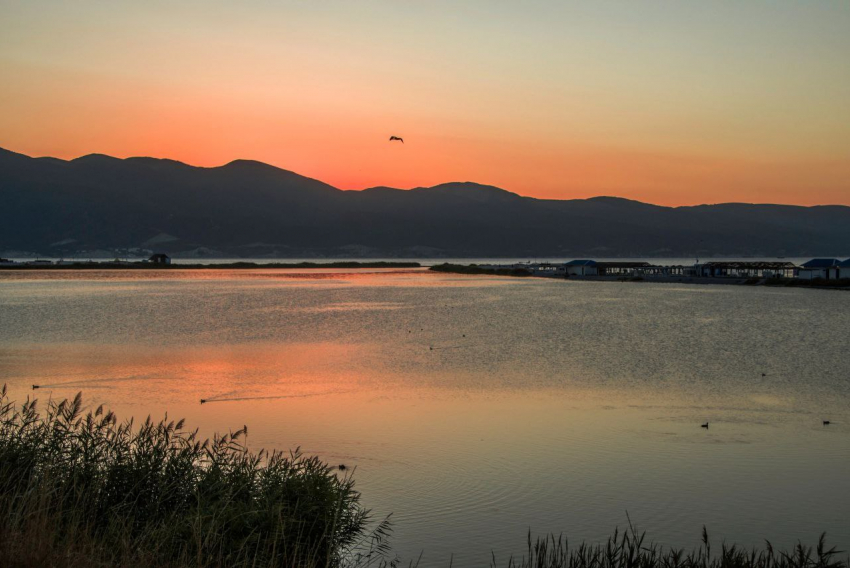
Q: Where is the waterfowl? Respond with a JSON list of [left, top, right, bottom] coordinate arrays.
[[338, 464, 347, 471], [701, 422, 709, 429], [823, 420, 830, 425], [200, 399, 207, 404]]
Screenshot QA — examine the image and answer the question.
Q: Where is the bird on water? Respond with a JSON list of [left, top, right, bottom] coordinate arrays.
[[701, 422, 709, 429]]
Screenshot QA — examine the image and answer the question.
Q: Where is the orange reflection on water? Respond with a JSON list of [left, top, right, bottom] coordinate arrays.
[[2, 337, 849, 565], [2, 341, 368, 404]]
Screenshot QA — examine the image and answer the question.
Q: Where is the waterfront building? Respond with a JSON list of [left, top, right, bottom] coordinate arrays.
[[798, 259, 841, 280], [696, 261, 796, 278], [595, 261, 652, 277], [564, 260, 598, 276], [148, 253, 172, 265]]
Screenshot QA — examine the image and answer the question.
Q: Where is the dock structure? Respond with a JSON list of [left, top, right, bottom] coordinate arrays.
[[595, 261, 650, 276], [471, 257, 850, 283], [478, 262, 566, 277], [695, 261, 796, 279], [601, 262, 697, 277], [527, 263, 566, 277]]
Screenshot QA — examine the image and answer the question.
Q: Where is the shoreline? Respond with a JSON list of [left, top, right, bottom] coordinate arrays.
[[0, 261, 421, 270]]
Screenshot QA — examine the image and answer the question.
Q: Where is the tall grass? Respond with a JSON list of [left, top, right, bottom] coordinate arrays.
[[499, 523, 846, 568], [2, 386, 845, 568], [0, 386, 392, 568]]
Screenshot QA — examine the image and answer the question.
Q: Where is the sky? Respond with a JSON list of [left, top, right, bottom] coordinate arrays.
[[1, 1, 849, 206]]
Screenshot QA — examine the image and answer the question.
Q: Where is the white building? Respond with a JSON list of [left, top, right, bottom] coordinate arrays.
[[798, 259, 841, 280]]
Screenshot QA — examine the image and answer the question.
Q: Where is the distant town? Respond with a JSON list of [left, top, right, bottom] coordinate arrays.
[[435, 258, 850, 285]]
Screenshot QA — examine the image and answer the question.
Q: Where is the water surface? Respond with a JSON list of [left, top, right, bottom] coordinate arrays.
[[1, 268, 848, 566]]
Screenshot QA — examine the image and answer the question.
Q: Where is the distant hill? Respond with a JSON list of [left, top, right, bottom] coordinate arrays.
[[1, 146, 849, 258]]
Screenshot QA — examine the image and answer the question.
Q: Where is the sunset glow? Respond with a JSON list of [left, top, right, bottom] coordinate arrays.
[[1, 1, 848, 205]]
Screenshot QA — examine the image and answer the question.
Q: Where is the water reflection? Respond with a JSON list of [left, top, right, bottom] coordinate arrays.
[[0, 269, 848, 566]]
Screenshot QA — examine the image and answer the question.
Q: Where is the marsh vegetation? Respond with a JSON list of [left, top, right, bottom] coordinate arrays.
[[1, 387, 846, 567], [0, 386, 390, 568]]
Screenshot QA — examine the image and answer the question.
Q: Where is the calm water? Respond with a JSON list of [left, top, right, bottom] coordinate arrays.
[[0, 268, 848, 566]]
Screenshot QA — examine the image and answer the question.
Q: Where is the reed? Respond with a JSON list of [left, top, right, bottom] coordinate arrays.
[[2, 386, 845, 568], [497, 524, 846, 568], [0, 385, 392, 568]]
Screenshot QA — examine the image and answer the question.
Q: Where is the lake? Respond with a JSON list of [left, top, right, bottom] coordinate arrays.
[[0, 268, 848, 566]]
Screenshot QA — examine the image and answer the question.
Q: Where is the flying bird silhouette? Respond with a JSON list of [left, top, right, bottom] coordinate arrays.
[[389, 136, 404, 143]]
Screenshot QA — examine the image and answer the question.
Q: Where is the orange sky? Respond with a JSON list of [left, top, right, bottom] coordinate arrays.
[[1, 1, 848, 205]]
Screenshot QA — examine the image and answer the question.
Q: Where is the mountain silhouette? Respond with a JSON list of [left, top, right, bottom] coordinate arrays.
[[1, 147, 848, 258]]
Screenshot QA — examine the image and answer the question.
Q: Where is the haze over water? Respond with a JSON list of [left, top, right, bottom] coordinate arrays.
[[1, 268, 848, 566]]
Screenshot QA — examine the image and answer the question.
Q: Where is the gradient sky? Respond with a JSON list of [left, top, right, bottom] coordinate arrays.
[[1, 1, 848, 205]]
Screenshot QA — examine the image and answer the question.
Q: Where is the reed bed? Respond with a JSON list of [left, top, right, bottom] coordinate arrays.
[[0, 386, 391, 568], [1, 386, 845, 568], [497, 525, 846, 568]]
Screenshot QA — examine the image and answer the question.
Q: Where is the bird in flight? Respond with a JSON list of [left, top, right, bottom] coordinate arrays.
[[389, 136, 404, 143]]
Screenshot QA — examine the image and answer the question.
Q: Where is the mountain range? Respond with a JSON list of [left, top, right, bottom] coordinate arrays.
[[2, 146, 848, 258]]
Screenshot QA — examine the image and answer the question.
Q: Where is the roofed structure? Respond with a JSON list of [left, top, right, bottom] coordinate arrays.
[[798, 258, 840, 280], [801, 258, 841, 268], [564, 259, 597, 276], [148, 253, 171, 265], [698, 261, 796, 278]]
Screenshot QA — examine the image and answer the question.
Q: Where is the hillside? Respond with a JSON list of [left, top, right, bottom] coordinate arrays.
[[2, 147, 849, 258]]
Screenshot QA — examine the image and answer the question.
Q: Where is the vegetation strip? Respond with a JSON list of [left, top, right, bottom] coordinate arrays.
[[0, 387, 391, 568]]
